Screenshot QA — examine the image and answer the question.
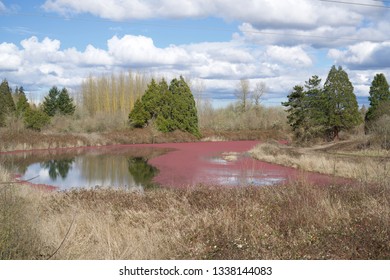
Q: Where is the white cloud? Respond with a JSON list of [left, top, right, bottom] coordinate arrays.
[[0, 34, 317, 102], [42, 0, 366, 29], [0, 43, 22, 71], [266, 45, 312, 68], [328, 41, 390, 69]]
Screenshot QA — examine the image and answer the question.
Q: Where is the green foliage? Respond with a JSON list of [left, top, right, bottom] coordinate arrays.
[[0, 79, 16, 126], [283, 66, 361, 142], [57, 88, 76, 115], [0, 79, 16, 114], [365, 73, 390, 123], [282, 85, 306, 132], [128, 77, 200, 137], [42, 86, 60, 117], [128, 99, 149, 128], [15, 90, 30, 117], [322, 66, 361, 140], [169, 77, 200, 136], [24, 109, 50, 131], [127, 157, 159, 188], [42, 86, 75, 117]]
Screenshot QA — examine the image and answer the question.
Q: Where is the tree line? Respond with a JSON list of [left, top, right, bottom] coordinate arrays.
[[282, 65, 390, 142], [0, 79, 76, 131], [128, 76, 200, 137]]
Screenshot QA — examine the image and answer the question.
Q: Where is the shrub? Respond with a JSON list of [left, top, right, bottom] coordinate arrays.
[[24, 109, 50, 131]]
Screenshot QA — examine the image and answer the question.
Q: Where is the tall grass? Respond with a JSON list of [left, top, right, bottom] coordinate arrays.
[[250, 142, 390, 184], [1, 164, 389, 260], [0, 167, 46, 259]]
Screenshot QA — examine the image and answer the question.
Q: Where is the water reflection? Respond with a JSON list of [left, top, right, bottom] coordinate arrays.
[[1, 146, 166, 190], [41, 158, 75, 180], [128, 157, 159, 188]]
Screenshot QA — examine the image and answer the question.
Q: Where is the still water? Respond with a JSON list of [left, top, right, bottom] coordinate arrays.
[[1, 141, 343, 191], [2, 146, 167, 190]]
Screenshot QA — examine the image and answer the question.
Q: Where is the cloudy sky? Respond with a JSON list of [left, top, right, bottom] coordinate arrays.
[[1, 0, 390, 107]]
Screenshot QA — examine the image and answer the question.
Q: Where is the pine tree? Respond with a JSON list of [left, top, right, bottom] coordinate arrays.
[[0, 93, 5, 127], [322, 66, 361, 140], [57, 88, 76, 115], [128, 77, 200, 137], [365, 73, 390, 123], [156, 79, 175, 132], [282, 85, 307, 139], [0, 79, 16, 113], [128, 99, 149, 128], [42, 86, 60, 117], [141, 79, 159, 120], [16, 89, 30, 117], [0, 79, 16, 126], [169, 76, 200, 136]]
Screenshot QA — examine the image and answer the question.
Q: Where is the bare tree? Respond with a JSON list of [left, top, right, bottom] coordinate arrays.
[[190, 78, 206, 109], [252, 81, 266, 106], [235, 78, 250, 111]]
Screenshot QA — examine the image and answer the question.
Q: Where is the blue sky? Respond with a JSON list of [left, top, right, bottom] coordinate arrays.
[[1, 0, 390, 107]]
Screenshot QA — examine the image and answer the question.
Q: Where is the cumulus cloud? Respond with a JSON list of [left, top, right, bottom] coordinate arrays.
[[42, 0, 369, 28], [328, 41, 390, 69], [265, 45, 312, 68], [0, 43, 22, 71], [0, 34, 319, 102]]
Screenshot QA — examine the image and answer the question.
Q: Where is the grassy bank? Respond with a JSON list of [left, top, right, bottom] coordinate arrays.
[[1, 165, 389, 260], [250, 141, 390, 184]]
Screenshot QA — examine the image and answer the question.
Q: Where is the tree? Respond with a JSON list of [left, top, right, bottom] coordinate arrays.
[[16, 88, 30, 117], [0, 79, 16, 113], [322, 66, 361, 140], [252, 81, 266, 106], [128, 99, 149, 128], [0, 79, 16, 126], [24, 109, 50, 131], [42, 86, 60, 117], [57, 88, 76, 115], [140, 79, 159, 119], [169, 76, 200, 136], [365, 73, 390, 123], [235, 79, 250, 111], [282, 85, 307, 139], [128, 77, 200, 137]]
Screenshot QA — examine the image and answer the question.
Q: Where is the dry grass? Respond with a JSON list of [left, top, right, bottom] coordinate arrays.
[[0, 167, 47, 259], [250, 142, 390, 184], [1, 161, 390, 260]]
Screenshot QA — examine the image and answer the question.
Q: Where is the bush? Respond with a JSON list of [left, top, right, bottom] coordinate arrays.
[[24, 109, 50, 131]]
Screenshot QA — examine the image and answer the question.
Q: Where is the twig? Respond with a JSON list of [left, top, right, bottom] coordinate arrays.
[[46, 210, 76, 260], [0, 175, 40, 184]]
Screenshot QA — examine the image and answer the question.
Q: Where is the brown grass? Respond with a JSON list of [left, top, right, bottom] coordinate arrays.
[[1, 161, 390, 260], [250, 142, 390, 184]]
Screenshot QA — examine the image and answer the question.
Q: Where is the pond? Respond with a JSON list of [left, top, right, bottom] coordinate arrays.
[[0, 141, 346, 191]]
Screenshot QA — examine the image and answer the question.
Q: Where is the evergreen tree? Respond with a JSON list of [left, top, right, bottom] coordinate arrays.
[[0, 92, 5, 127], [156, 79, 175, 132], [128, 77, 200, 137], [140, 79, 159, 119], [0, 79, 16, 113], [365, 73, 390, 122], [282, 85, 307, 139], [16, 89, 30, 117], [24, 109, 50, 131], [128, 98, 149, 128], [169, 76, 200, 136], [57, 88, 76, 115], [322, 66, 361, 140], [42, 86, 60, 117]]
